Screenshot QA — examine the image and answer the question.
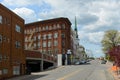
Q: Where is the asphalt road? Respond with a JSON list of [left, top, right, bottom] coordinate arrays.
[[8, 60, 114, 80]]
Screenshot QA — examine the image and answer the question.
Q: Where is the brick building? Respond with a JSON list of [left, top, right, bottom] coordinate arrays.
[[25, 17, 72, 66], [0, 4, 25, 79]]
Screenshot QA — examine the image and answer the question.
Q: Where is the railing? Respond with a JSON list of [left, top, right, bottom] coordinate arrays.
[[25, 50, 57, 62]]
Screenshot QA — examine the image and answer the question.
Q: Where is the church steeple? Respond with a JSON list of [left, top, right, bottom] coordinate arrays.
[[74, 16, 78, 38]]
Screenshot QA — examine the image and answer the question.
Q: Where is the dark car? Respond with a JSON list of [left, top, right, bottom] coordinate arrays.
[[101, 60, 107, 64]]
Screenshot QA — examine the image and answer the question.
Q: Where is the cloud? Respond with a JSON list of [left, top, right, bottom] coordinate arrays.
[[13, 7, 37, 23], [78, 31, 104, 45], [1, 0, 44, 7], [88, 32, 104, 44], [81, 0, 120, 31], [78, 13, 99, 25]]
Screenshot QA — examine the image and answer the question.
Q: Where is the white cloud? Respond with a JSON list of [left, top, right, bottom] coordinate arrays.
[[13, 7, 37, 23], [88, 32, 104, 44], [2, 0, 44, 7], [78, 31, 104, 45]]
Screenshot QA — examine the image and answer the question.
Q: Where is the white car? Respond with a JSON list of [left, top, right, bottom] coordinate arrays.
[[80, 60, 86, 64]]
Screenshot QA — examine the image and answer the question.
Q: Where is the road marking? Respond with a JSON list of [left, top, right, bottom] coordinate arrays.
[[56, 69, 81, 80]]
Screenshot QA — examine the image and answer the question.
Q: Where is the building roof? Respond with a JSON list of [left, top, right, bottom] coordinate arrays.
[[25, 17, 71, 26]]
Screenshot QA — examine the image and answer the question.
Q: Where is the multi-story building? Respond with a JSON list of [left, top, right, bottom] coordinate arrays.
[[25, 17, 71, 66], [70, 17, 80, 63], [0, 4, 25, 79]]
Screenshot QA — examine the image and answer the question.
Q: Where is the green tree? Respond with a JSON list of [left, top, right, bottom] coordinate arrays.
[[101, 30, 120, 60]]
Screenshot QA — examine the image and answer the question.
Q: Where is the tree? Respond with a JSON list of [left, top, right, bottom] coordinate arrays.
[[101, 30, 120, 61]]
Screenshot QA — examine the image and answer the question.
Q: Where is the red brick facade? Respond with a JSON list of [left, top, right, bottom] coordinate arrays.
[[0, 4, 25, 79], [25, 18, 72, 58]]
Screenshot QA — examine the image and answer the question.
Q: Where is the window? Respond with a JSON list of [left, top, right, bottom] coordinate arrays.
[[46, 26, 48, 30], [62, 24, 65, 29], [49, 26, 52, 30], [25, 37, 28, 42], [61, 33, 65, 38], [26, 29, 29, 34], [54, 48, 58, 54], [33, 28, 35, 32], [54, 32, 58, 38], [57, 24, 60, 28], [48, 49, 51, 54], [48, 41, 51, 47], [0, 35, 2, 43], [34, 43, 36, 48], [62, 41, 65, 47], [38, 42, 40, 48], [54, 40, 58, 46], [43, 34, 46, 40], [0, 54, 2, 62], [42, 27, 45, 31], [0, 70, 2, 75], [34, 36, 36, 41], [25, 44, 27, 49], [3, 69, 8, 74], [43, 49, 46, 54], [24, 30, 26, 34], [39, 27, 41, 31], [13, 66, 20, 75], [43, 41, 46, 47], [15, 25, 21, 33], [36, 27, 39, 32], [48, 34, 52, 39], [29, 29, 32, 33], [53, 24, 56, 29], [0, 15, 2, 24], [38, 35, 41, 40], [15, 41, 21, 48]]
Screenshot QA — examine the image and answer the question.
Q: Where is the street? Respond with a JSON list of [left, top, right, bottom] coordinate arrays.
[[8, 60, 114, 80]]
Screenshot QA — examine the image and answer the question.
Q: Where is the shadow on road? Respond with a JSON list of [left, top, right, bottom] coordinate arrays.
[[7, 74, 49, 80], [23, 74, 48, 80], [84, 63, 91, 65], [73, 63, 91, 66]]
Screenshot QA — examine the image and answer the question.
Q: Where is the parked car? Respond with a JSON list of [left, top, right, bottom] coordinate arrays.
[[74, 61, 81, 65], [101, 60, 107, 64], [80, 60, 87, 64]]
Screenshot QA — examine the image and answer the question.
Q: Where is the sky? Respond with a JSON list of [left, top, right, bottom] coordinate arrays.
[[0, 0, 120, 58]]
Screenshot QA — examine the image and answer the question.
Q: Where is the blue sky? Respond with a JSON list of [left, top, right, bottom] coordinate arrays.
[[1, 0, 120, 58]]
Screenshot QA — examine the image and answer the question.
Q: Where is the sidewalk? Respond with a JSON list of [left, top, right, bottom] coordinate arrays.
[[7, 66, 65, 80], [107, 61, 120, 80]]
